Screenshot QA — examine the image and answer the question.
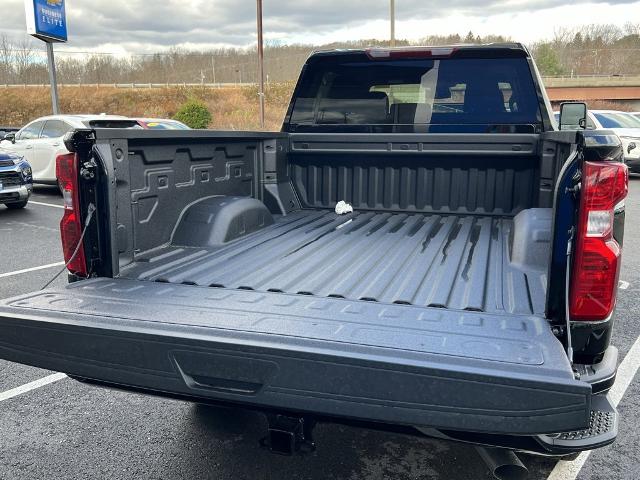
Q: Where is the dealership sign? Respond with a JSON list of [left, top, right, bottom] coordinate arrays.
[[24, 0, 68, 43]]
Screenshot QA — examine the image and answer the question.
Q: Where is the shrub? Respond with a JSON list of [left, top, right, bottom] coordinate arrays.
[[173, 99, 212, 129]]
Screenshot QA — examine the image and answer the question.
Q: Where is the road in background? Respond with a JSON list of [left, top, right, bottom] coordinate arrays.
[[0, 184, 639, 479]]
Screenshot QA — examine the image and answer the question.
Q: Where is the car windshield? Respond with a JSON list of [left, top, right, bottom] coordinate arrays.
[[288, 53, 542, 133], [593, 112, 640, 129], [620, 113, 640, 127], [144, 121, 190, 130]]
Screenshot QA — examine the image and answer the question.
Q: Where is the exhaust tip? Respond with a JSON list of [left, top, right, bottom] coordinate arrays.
[[493, 463, 528, 480], [475, 447, 528, 480]]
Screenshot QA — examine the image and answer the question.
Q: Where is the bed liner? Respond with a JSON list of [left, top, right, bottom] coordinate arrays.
[[122, 209, 547, 315]]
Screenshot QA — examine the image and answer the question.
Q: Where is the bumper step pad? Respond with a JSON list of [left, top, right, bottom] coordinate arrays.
[[537, 395, 617, 452]]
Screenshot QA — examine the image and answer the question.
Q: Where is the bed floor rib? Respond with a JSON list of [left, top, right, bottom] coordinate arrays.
[[122, 210, 546, 315]]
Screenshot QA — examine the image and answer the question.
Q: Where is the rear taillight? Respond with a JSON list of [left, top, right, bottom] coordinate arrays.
[[56, 153, 88, 277], [570, 161, 628, 321]]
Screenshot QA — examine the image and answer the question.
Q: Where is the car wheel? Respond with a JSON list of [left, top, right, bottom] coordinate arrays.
[[5, 200, 28, 209]]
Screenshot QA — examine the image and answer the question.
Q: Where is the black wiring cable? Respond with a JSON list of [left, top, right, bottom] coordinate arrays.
[[41, 203, 96, 291]]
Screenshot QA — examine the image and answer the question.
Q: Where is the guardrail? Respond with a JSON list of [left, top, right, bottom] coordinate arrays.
[[1, 83, 256, 89], [543, 74, 639, 79], [2, 76, 639, 90]]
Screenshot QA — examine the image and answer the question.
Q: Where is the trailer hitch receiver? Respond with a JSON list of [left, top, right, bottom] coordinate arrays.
[[260, 414, 316, 455]]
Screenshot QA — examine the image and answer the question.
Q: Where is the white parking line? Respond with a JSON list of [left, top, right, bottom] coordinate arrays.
[[0, 373, 67, 402], [547, 333, 640, 480], [0, 261, 65, 279], [29, 200, 64, 209]]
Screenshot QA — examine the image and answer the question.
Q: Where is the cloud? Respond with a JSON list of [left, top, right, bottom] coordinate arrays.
[[3, 0, 640, 53]]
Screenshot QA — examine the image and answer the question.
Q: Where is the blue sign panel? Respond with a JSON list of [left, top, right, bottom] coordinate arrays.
[[25, 0, 68, 43]]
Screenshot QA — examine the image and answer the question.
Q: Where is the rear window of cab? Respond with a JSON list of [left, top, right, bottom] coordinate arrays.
[[288, 54, 542, 133]]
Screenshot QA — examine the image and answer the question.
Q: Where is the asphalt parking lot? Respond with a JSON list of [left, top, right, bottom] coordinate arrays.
[[1, 184, 639, 480]]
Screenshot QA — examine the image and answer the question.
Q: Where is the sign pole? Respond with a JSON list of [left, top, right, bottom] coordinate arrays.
[[390, 0, 396, 48], [256, 0, 265, 129], [45, 42, 60, 115]]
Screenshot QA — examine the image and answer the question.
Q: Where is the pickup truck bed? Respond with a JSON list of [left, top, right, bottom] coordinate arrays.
[[122, 209, 546, 315], [0, 45, 625, 460]]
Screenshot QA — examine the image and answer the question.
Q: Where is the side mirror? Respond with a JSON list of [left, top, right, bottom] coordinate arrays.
[[559, 102, 588, 131], [3, 132, 16, 144], [629, 142, 637, 155]]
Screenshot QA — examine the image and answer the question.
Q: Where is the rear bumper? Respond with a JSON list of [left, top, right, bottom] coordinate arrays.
[[68, 375, 617, 456], [0, 184, 31, 203], [626, 157, 640, 173], [0, 279, 607, 443]]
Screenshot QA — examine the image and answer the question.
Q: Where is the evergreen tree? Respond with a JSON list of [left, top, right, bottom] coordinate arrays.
[[535, 44, 565, 76]]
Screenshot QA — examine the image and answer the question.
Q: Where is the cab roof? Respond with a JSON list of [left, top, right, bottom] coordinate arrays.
[[309, 43, 530, 59]]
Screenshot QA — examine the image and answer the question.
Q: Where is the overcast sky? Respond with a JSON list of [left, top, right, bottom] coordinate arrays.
[[4, 0, 640, 55]]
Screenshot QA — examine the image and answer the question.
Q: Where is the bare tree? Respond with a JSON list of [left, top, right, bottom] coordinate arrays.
[[14, 38, 37, 85], [623, 22, 640, 37], [2, 24, 640, 85], [0, 35, 16, 84]]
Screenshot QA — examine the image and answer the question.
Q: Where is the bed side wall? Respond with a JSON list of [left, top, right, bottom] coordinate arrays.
[[95, 133, 288, 272]]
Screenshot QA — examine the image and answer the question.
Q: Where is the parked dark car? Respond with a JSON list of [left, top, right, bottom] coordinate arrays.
[[0, 126, 19, 139], [0, 148, 32, 209]]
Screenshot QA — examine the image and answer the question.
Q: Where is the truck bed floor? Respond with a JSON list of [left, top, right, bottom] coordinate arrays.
[[122, 210, 546, 315]]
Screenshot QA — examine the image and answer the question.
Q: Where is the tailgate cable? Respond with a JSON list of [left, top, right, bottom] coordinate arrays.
[[563, 172, 581, 367], [564, 227, 575, 364], [41, 203, 96, 290]]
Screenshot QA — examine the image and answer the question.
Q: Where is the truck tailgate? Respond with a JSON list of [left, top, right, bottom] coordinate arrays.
[[0, 278, 591, 435]]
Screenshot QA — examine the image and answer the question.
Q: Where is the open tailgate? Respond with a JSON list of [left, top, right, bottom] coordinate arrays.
[[0, 278, 592, 435]]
